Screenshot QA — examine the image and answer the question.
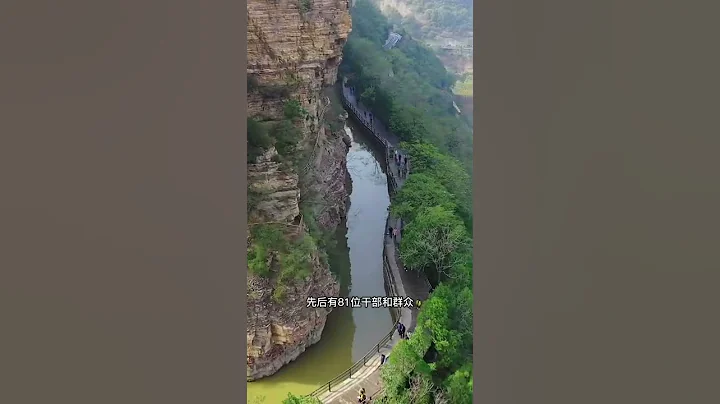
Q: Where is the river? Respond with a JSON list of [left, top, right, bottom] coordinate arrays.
[[248, 121, 394, 403]]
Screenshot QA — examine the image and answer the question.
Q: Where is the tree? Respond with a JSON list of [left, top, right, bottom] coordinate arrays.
[[399, 205, 470, 282], [391, 173, 456, 223], [414, 291, 464, 370], [381, 339, 431, 401], [389, 105, 428, 142], [248, 117, 272, 161], [401, 142, 472, 227], [444, 363, 473, 404]]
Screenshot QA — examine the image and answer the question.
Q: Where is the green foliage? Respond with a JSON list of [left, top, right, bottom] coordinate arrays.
[[285, 1, 476, 400], [282, 393, 321, 404], [342, 0, 473, 168], [445, 363, 473, 404], [247, 242, 271, 277], [453, 73, 473, 97], [391, 173, 455, 223], [388, 0, 473, 40], [415, 284, 472, 369], [298, 0, 312, 14], [300, 205, 335, 267], [247, 224, 317, 301], [399, 205, 470, 283], [401, 142, 472, 227], [247, 115, 304, 166], [380, 339, 432, 401], [247, 117, 273, 161], [271, 120, 303, 161], [283, 99, 307, 120], [348, 0, 392, 45]]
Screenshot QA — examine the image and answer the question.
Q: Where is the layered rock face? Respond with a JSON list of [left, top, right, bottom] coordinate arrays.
[[247, 0, 351, 381]]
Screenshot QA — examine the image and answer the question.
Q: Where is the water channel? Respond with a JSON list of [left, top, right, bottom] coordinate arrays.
[[248, 120, 393, 403]]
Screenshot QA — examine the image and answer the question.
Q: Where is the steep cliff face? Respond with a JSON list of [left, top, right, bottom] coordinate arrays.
[[246, 0, 351, 381]]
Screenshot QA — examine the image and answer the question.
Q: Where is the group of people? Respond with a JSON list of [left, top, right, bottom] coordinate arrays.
[[392, 149, 409, 178], [387, 224, 401, 242], [357, 387, 371, 403], [396, 321, 408, 339]]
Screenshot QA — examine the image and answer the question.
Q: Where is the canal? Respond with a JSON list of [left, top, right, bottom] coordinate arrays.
[[247, 120, 394, 403]]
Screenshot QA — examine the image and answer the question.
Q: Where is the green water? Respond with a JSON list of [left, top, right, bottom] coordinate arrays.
[[248, 123, 393, 403]]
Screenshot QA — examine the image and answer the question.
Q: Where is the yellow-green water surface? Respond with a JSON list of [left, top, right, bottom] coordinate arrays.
[[248, 123, 393, 403]]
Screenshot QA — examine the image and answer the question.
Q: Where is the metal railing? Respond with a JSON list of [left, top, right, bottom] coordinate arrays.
[[339, 87, 389, 149], [303, 84, 418, 400], [340, 87, 405, 198], [306, 309, 400, 398]]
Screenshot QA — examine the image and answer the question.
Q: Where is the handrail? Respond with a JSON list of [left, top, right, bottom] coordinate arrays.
[[304, 85, 410, 399], [306, 310, 400, 398]]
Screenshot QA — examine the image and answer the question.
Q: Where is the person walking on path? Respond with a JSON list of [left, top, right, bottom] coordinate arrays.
[[358, 388, 367, 403], [397, 322, 406, 339], [393, 228, 399, 242], [388, 226, 394, 238]]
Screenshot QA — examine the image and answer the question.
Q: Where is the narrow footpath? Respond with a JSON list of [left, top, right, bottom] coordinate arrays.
[[314, 83, 432, 403]]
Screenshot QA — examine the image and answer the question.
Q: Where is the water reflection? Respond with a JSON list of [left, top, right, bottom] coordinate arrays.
[[247, 123, 391, 403]]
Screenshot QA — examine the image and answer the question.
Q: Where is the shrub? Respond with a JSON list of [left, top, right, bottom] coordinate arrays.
[[248, 117, 273, 161], [283, 99, 306, 120], [299, 0, 312, 14]]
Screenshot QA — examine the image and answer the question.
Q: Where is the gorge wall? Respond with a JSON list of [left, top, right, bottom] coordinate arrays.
[[246, 0, 352, 381]]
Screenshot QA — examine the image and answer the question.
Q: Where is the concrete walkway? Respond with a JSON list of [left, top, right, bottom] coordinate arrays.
[[313, 84, 431, 403]]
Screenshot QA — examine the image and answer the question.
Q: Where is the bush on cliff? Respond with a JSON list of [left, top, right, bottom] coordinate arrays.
[[247, 223, 318, 301], [247, 116, 304, 168]]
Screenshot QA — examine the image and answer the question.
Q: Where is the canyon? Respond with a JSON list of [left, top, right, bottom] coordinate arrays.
[[246, 0, 353, 381]]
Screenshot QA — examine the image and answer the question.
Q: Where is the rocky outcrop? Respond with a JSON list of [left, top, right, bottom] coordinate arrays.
[[246, 246, 340, 380], [300, 118, 352, 230], [246, 0, 351, 381], [248, 148, 301, 224]]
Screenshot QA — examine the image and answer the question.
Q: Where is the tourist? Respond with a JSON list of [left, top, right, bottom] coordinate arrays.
[[358, 388, 367, 403], [388, 226, 394, 237], [396, 322, 403, 338], [380, 353, 386, 365], [393, 228, 399, 241]]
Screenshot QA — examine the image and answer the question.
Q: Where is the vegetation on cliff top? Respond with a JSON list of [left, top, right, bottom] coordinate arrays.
[[247, 97, 309, 164], [341, 1, 474, 402], [379, 0, 472, 41], [248, 223, 318, 301], [340, 0, 473, 168]]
